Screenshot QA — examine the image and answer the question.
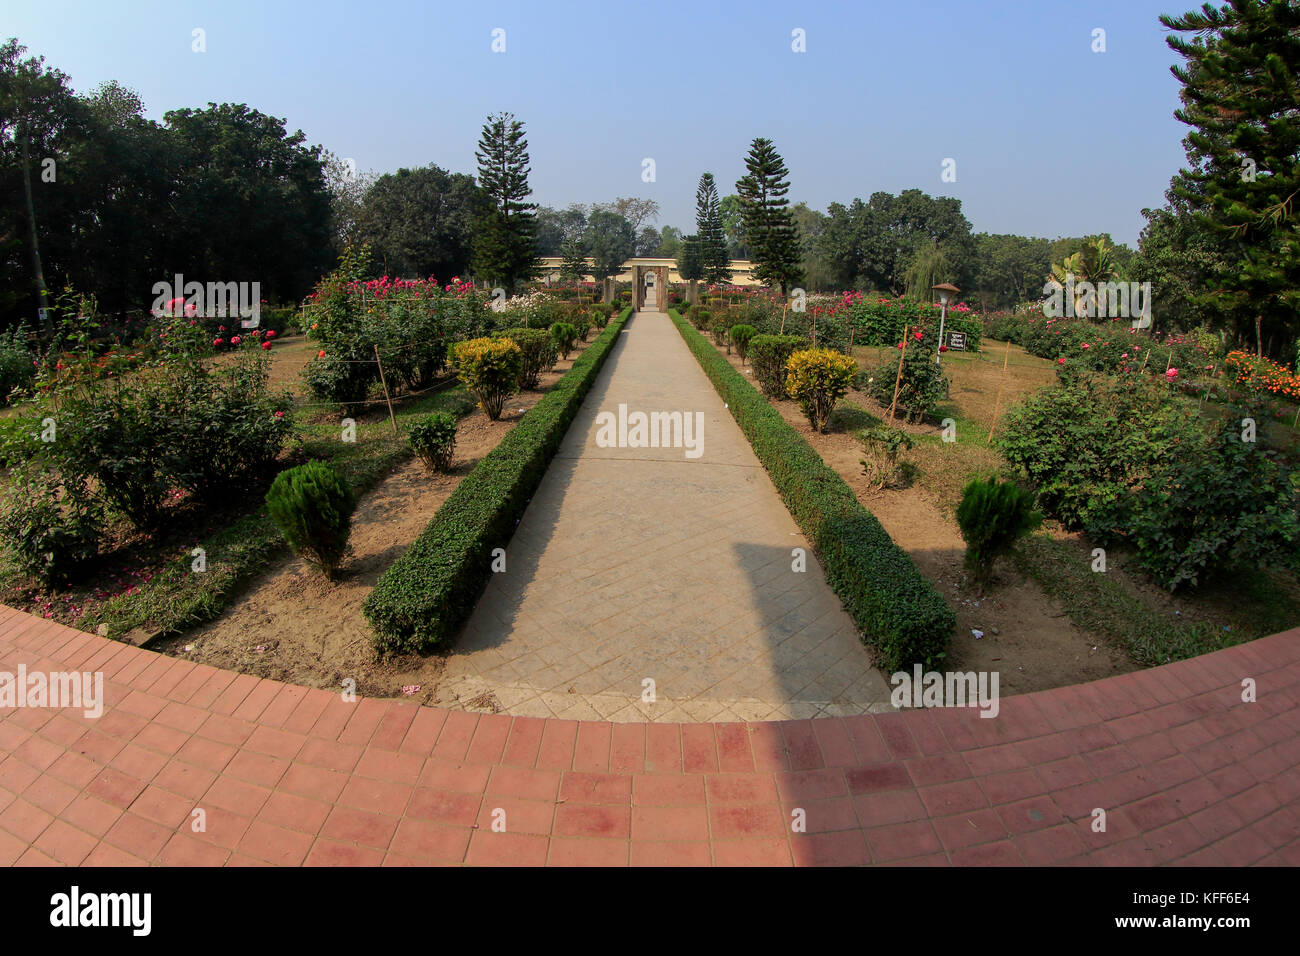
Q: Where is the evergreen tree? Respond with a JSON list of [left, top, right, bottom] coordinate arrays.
[[735, 138, 803, 294], [471, 112, 538, 293], [1162, 0, 1300, 356], [695, 172, 731, 284]]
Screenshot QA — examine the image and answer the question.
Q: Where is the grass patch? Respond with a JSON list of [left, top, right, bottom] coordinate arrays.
[[1013, 534, 1242, 666]]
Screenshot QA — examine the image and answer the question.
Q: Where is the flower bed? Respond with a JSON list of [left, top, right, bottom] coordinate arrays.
[[363, 306, 634, 654], [668, 309, 954, 670]]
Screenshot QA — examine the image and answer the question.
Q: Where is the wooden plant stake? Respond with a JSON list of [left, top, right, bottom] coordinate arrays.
[[373, 344, 399, 435], [779, 302, 788, 334], [986, 338, 1012, 444], [888, 324, 909, 425]]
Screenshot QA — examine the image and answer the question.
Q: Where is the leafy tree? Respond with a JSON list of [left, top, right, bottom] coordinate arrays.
[[164, 102, 335, 303], [657, 224, 683, 259], [0, 38, 76, 317], [355, 164, 477, 280], [585, 209, 635, 290], [735, 138, 803, 294], [718, 194, 749, 259], [973, 233, 1053, 310], [695, 173, 731, 284], [1161, 0, 1300, 357], [471, 111, 538, 293], [636, 225, 661, 257], [819, 190, 975, 295], [591, 197, 659, 232], [322, 149, 375, 250]]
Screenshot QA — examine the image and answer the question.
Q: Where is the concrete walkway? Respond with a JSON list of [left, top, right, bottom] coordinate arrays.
[[0, 609, 1296, 866], [434, 310, 892, 721]]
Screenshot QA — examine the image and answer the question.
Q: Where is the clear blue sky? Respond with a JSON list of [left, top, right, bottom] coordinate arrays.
[[7, 0, 1193, 246]]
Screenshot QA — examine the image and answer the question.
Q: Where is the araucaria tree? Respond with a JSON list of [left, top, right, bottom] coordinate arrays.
[[735, 138, 803, 295], [695, 173, 731, 285], [471, 112, 538, 293], [1162, 0, 1300, 357]]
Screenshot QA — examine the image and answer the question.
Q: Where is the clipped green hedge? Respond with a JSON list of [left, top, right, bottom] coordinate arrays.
[[669, 309, 954, 670], [363, 307, 633, 654]]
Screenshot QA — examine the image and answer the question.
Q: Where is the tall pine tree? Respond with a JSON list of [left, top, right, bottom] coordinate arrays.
[[695, 172, 731, 285], [735, 138, 804, 295], [471, 112, 538, 293], [1162, 0, 1300, 356]]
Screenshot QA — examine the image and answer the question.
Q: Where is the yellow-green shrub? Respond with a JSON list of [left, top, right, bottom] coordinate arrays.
[[452, 337, 523, 420], [785, 348, 857, 432]]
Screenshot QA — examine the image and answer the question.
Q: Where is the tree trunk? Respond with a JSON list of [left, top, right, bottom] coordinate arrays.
[[1256, 314, 1263, 357], [19, 131, 50, 320]]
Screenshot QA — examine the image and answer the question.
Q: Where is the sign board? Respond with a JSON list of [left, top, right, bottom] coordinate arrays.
[[945, 330, 967, 351], [37, 307, 48, 323]]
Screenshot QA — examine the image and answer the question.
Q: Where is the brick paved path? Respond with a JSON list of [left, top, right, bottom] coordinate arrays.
[[434, 309, 892, 720], [1, 607, 1296, 865]]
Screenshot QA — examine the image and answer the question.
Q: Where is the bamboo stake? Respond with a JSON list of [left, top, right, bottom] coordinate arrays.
[[888, 324, 909, 426], [986, 338, 1012, 444], [779, 303, 787, 334], [373, 345, 399, 435]]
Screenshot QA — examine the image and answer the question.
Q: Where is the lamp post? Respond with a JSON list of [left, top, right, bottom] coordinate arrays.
[[932, 283, 960, 364]]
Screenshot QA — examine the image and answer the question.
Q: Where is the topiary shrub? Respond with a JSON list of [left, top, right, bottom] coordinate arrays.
[[785, 348, 858, 432], [408, 412, 458, 473], [748, 334, 807, 398], [494, 327, 558, 389], [956, 476, 1041, 593], [550, 321, 578, 360], [692, 308, 712, 332], [265, 460, 356, 581], [452, 337, 523, 420], [591, 305, 611, 329], [730, 324, 757, 363], [710, 312, 730, 348]]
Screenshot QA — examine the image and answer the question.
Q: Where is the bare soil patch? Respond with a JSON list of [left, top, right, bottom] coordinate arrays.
[[153, 342, 594, 700]]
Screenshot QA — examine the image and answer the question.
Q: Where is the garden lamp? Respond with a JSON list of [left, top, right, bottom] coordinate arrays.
[[932, 283, 960, 363]]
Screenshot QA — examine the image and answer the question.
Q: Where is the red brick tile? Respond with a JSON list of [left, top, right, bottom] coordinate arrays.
[[708, 803, 786, 839], [103, 811, 173, 859], [547, 837, 629, 866], [918, 780, 988, 816], [304, 838, 384, 867], [747, 722, 789, 772], [419, 758, 491, 793], [712, 838, 792, 866], [32, 818, 98, 865], [355, 748, 424, 785], [430, 708, 479, 761], [129, 785, 194, 828], [535, 718, 578, 770], [633, 805, 709, 842], [865, 821, 942, 862], [486, 765, 560, 802], [501, 715, 544, 766], [225, 749, 290, 789], [391, 817, 471, 863], [406, 788, 482, 827], [633, 774, 705, 806], [257, 790, 332, 835], [778, 720, 822, 771], [555, 803, 631, 839], [297, 737, 363, 773], [853, 789, 929, 827], [61, 793, 123, 839], [681, 723, 719, 774], [950, 840, 1024, 866], [715, 723, 754, 772], [20, 774, 79, 816], [465, 713, 512, 765], [774, 768, 846, 803], [571, 721, 612, 772], [932, 809, 1006, 851], [278, 763, 349, 803], [845, 763, 910, 794], [630, 841, 712, 866], [465, 830, 548, 866], [338, 776, 413, 817], [644, 723, 681, 773], [478, 798, 554, 835], [237, 820, 315, 866], [370, 703, 419, 752], [560, 771, 632, 805], [790, 829, 870, 866], [321, 806, 398, 849], [86, 767, 148, 809]]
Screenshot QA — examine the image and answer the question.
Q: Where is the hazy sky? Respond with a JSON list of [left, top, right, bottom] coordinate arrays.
[[7, 0, 1195, 246]]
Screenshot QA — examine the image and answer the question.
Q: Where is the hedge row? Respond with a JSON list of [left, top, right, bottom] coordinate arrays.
[[668, 309, 954, 670], [363, 306, 634, 654]]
